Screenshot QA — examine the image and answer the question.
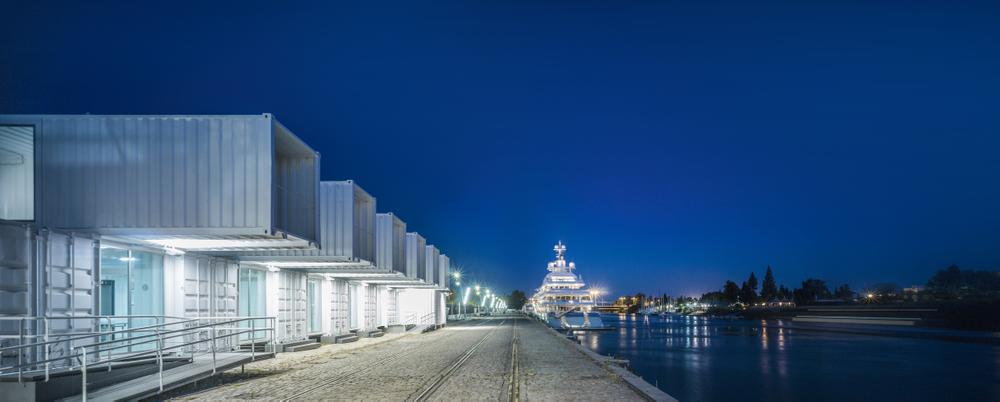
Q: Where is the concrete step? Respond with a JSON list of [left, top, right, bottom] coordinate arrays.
[[366, 329, 385, 338], [238, 341, 270, 352], [334, 334, 359, 344], [281, 338, 321, 352], [284, 341, 321, 352]]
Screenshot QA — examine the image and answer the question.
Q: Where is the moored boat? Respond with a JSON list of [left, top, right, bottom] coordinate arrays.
[[527, 242, 604, 329]]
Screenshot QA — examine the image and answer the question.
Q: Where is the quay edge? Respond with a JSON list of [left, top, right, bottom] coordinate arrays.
[[540, 322, 679, 402]]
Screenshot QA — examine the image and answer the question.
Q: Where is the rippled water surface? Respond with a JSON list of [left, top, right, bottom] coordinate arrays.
[[573, 314, 1000, 402]]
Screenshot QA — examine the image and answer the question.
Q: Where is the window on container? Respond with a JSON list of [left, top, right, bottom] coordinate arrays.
[[0, 125, 34, 220]]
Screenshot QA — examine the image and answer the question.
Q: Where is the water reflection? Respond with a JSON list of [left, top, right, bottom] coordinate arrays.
[[575, 314, 999, 402]]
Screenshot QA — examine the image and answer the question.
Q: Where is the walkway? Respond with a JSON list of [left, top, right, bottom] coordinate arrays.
[[163, 315, 652, 401]]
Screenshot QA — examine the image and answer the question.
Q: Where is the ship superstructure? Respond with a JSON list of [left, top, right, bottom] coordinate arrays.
[[529, 242, 603, 328]]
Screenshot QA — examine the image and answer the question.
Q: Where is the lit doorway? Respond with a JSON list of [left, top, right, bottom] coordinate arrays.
[[98, 246, 164, 349], [307, 279, 321, 334], [238, 267, 267, 340]]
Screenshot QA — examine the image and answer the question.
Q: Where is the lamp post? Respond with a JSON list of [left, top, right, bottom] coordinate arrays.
[[450, 272, 461, 317], [463, 287, 472, 319]]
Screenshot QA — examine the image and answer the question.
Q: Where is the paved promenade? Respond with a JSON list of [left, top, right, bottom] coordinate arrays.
[[164, 315, 653, 401]]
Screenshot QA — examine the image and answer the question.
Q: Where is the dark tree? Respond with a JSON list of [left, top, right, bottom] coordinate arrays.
[[926, 265, 1000, 298], [926, 265, 964, 295], [723, 281, 741, 302], [834, 284, 854, 300], [793, 278, 831, 305], [748, 272, 759, 292], [700, 291, 726, 305], [507, 290, 528, 310], [740, 281, 757, 304], [778, 285, 792, 300], [761, 266, 778, 301]]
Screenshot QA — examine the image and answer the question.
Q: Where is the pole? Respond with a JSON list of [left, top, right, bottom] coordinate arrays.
[[157, 331, 164, 392], [211, 325, 218, 374], [80, 346, 88, 402], [250, 319, 256, 361]]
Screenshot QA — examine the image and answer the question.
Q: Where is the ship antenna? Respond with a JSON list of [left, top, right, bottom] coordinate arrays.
[[554, 241, 566, 261]]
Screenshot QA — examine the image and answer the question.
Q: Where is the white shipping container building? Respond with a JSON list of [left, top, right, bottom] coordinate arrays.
[[0, 115, 455, 401]]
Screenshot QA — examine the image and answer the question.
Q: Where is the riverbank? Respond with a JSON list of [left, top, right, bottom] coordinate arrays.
[[158, 315, 666, 401]]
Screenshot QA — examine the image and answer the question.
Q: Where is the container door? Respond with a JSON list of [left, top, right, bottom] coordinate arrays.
[[44, 232, 98, 362], [277, 270, 306, 342], [0, 222, 31, 340]]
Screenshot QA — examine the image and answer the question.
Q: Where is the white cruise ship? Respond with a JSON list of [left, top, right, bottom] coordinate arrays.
[[528, 242, 604, 329]]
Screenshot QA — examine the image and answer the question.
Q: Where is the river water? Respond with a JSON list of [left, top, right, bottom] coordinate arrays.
[[572, 314, 1000, 402]]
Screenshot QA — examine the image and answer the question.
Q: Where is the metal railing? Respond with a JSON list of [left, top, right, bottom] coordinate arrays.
[[0, 315, 276, 401], [0, 315, 189, 383]]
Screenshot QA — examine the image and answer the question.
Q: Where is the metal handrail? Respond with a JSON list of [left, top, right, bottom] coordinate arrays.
[[0, 315, 277, 401], [73, 316, 276, 401], [0, 315, 193, 383], [0, 316, 197, 352]]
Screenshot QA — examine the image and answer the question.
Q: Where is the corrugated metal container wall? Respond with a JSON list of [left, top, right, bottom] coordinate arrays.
[[271, 121, 320, 244], [375, 213, 406, 274], [0, 225, 98, 362], [245, 181, 375, 262], [318, 181, 374, 260], [405, 233, 425, 280], [0, 222, 31, 324], [385, 289, 399, 325], [40, 230, 99, 363], [277, 270, 307, 342], [330, 279, 349, 335], [386, 289, 400, 325], [182, 255, 238, 318], [423, 245, 439, 284], [0, 126, 34, 220], [438, 254, 449, 289], [364, 284, 377, 330], [0, 114, 319, 244]]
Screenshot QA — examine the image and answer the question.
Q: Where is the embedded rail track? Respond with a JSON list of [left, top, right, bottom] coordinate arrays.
[[507, 318, 520, 402], [280, 319, 497, 401], [409, 318, 509, 401]]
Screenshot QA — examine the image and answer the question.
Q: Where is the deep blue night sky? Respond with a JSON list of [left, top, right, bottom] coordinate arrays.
[[3, 1, 999, 297]]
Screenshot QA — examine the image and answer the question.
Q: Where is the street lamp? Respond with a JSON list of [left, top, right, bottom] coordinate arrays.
[[463, 287, 472, 318]]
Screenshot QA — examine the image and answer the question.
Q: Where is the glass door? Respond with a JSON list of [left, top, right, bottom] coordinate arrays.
[[99, 246, 164, 350], [239, 267, 267, 340], [348, 284, 359, 329], [307, 279, 320, 333]]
